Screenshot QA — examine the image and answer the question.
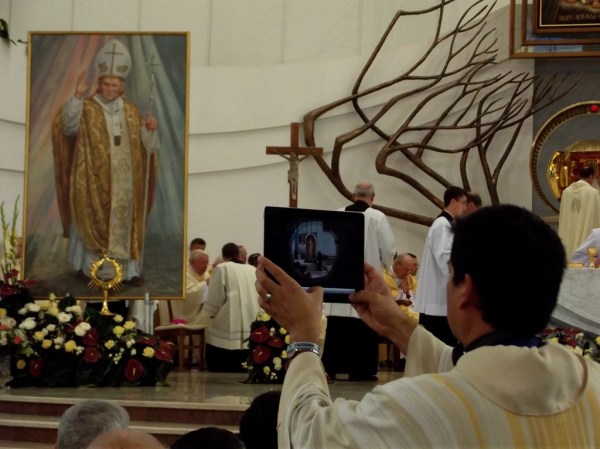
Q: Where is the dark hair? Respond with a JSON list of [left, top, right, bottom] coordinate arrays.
[[579, 165, 595, 179], [466, 191, 482, 207], [190, 237, 206, 246], [222, 242, 240, 260], [171, 427, 244, 449], [450, 205, 565, 335], [443, 186, 467, 207], [248, 253, 261, 267], [239, 391, 281, 449]]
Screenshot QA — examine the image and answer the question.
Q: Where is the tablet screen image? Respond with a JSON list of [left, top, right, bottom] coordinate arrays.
[[264, 206, 364, 301]]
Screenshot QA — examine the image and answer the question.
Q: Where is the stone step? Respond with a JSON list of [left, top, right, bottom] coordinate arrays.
[[0, 412, 239, 447], [0, 441, 53, 449]]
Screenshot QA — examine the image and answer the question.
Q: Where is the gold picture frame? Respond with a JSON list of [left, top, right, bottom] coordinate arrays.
[[23, 32, 189, 300]]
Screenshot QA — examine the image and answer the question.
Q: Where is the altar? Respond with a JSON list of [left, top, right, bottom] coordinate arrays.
[[553, 268, 600, 335]]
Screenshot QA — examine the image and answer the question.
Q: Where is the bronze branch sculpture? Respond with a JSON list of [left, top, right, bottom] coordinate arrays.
[[302, 0, 573, 226]]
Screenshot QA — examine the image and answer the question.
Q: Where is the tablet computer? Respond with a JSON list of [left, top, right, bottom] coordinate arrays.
[[264, 206, 364, 302]]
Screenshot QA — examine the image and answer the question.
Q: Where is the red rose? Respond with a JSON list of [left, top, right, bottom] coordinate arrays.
[[29, 358, 44, 377], [252, 345, 271, 364], [13, 335, 22, 344], [83, 346, 101, 363], [267, 336, 284, 348], [124, 359, 144, 382], [83, 328, 100, 346], [250, 326, 270, 343]]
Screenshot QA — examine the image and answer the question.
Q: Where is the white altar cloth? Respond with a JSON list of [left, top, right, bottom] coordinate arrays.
[[554, 268, 600, 335]]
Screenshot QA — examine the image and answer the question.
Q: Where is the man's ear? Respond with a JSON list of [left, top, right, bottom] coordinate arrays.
[[457, 273, 480, 310]]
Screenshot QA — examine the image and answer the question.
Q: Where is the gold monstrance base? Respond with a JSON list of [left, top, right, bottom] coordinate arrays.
[[87, 255, 124, 316]]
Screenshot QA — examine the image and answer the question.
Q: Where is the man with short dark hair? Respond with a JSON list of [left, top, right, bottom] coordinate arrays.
[[189, 237, 206, 251], [413, 186, 467, 345], [465, 191, 482, 214], [255, 205, 600, 448], [199, 242, 261, 372]]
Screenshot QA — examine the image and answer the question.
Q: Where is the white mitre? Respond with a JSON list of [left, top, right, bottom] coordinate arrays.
[[94, 39, 131, 80]]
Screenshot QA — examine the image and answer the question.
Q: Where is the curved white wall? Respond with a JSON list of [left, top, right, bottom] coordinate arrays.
[[0, 0, 527, 264]]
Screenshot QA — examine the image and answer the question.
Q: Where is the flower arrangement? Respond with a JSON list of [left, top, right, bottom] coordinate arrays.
[[0, 198, 176, 387], [0, 196, 21, 286], [1, 294, 176, 387], [243, 312, 290, 384], [538, 326, 600, 362]]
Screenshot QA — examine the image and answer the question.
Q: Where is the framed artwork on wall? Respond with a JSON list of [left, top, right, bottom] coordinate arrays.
[[23, 32, 189, 300], [532, 0, 600, 34], [510, 0, 600, 57]]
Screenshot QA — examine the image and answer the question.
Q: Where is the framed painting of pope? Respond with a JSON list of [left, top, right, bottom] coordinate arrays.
[[23, 32, 189, 300]]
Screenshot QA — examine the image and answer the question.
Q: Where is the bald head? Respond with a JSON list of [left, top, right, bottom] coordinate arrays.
[[392, 253, 416, 279], [86, 429, 164, 449], [353, 181, 375, 205]]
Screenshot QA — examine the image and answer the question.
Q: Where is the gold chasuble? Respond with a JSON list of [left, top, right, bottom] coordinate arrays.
[[52, 98, 154, 262]]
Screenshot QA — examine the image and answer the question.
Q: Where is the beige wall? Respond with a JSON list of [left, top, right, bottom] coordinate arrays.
[[0, 0, 530, 264]]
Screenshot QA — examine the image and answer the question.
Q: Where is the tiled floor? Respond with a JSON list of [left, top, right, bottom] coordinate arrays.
[[1, 368, 404, 409], [0, 369, 404, 448]]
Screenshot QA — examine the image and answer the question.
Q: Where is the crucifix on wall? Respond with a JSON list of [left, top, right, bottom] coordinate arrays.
[[266, 122, 323, 208]]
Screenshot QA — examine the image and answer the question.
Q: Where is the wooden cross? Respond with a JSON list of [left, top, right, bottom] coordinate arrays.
[[266, 122, 323, 208]]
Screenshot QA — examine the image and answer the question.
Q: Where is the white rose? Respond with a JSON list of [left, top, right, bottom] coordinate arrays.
[[18, 317, 37, 330], [74, 322, 91, 337], [46, 324, 56, 332], [57, 312, 72, 323], [25, 303, 41, 312], [0, 316, 16, 329], [53, 336, 64, 345], [18, 307, 27, 315]]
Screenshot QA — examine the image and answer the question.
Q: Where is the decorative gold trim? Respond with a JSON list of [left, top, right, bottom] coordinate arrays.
[[530, 101, 600, 212]]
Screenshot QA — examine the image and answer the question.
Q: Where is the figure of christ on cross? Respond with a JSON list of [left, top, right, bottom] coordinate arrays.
[[266, 122, 323, 208]]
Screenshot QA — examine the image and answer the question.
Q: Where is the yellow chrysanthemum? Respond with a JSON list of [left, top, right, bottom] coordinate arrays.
[[143, 347, 155, 358], [33, 331, 45, 341], [123, 321, 136, 330], [113, 326, 124, 337], [16, 359, 26, 370], [64, 340, 77, 352], [0, 308, 6, 318], [41, 339, 52, 349], [105, 340, 115, 349], [263, 366, 271, 375], [259, 312, 271, 322]]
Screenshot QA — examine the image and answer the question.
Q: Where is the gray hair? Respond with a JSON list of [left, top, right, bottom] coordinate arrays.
[[353, 181, 374, 198], [56, 399, 129, 449], [189, 248, 209, 262]]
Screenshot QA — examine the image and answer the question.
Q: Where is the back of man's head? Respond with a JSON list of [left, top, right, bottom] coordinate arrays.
[[57, 399, 129, 449], [239, 390, 281, 449], [353, 181, 375, 203], [171, 427, 244, 449], [85, 428, 164, 449], [222, 242, 240, 260], [579, 165, 595, 180], [450, 205, 565, 336]]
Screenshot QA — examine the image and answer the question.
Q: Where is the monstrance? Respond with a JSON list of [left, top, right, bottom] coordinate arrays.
[[88, 254, 124, 315]]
